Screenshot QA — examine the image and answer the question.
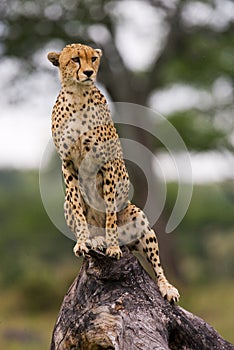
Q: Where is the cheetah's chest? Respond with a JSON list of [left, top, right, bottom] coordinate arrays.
[[52, 96, 112, 159]]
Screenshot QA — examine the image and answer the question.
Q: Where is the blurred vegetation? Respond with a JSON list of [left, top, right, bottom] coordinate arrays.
[[166, 182, 234, 284], [0, 170, 79, 292]]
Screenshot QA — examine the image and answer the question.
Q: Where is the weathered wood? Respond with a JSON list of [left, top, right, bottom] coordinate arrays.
[[50, 248, 234, 350]]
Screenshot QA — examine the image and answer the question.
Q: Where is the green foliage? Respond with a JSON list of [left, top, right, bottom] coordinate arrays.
[[168, 111, 231, 151], [19, 272, 62, 312], [0, 170, 76, 288], [160, 29, 234, 86], [0, 0, 111, 60], [165, 181, 234, 282]]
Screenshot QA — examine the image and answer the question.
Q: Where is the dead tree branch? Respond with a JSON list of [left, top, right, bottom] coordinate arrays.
[[50, 248, 234, 350]]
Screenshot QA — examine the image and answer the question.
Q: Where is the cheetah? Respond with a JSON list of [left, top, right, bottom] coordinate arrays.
[[47, 43, 180, 303]]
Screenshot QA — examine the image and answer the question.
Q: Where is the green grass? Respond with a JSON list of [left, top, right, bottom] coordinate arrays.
[[0, 290, 56, 350], [180, 281, 234, 344], [0, 262, 81, 350]]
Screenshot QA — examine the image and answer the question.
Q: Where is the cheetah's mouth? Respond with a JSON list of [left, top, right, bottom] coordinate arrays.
[[81, 78, 93, 85]]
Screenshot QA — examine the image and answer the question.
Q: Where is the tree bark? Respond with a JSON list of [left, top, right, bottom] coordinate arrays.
[[50, 248, 233, 350]]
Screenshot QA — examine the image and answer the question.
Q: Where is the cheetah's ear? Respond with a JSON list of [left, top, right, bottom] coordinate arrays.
[[95, 49, 102, 57], [47, 52, 60, 67]]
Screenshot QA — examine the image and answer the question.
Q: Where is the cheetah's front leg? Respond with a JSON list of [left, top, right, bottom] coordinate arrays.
[[62, 161, 90, 257], [103, 163, 122, 259]]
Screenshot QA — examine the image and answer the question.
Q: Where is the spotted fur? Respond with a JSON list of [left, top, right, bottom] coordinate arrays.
[[47, 43, 179, 302]]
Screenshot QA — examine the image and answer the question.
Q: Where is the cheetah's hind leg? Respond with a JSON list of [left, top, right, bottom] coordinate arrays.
[[136, 229, 180, 303], [118, 203, 180, 303]]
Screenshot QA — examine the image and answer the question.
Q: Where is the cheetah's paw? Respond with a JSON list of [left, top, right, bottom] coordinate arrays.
[[158, 281, 180, 303], [87, 236, 106, 251], [73, 241, 89, 257], [106, 245, 122, 260]]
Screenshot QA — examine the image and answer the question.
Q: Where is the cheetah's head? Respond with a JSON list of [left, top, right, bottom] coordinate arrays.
[[47, 43, 102, 87]]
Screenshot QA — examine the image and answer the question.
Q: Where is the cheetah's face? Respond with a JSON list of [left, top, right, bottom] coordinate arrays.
[[47, 43, 102, 87]]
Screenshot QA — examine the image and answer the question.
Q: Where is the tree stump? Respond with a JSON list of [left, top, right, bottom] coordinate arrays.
[[50, 248, 234, 350]]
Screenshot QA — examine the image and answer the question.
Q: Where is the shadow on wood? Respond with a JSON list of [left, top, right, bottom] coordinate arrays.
[[50, 248, 234, 350]]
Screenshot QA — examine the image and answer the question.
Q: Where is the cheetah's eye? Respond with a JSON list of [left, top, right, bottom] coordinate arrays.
[[72, 57, 80, 64], [91, 57, 97, 63]]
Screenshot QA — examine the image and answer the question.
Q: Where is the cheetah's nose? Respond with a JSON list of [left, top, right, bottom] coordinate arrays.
[[83, 70, 94, 78]]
